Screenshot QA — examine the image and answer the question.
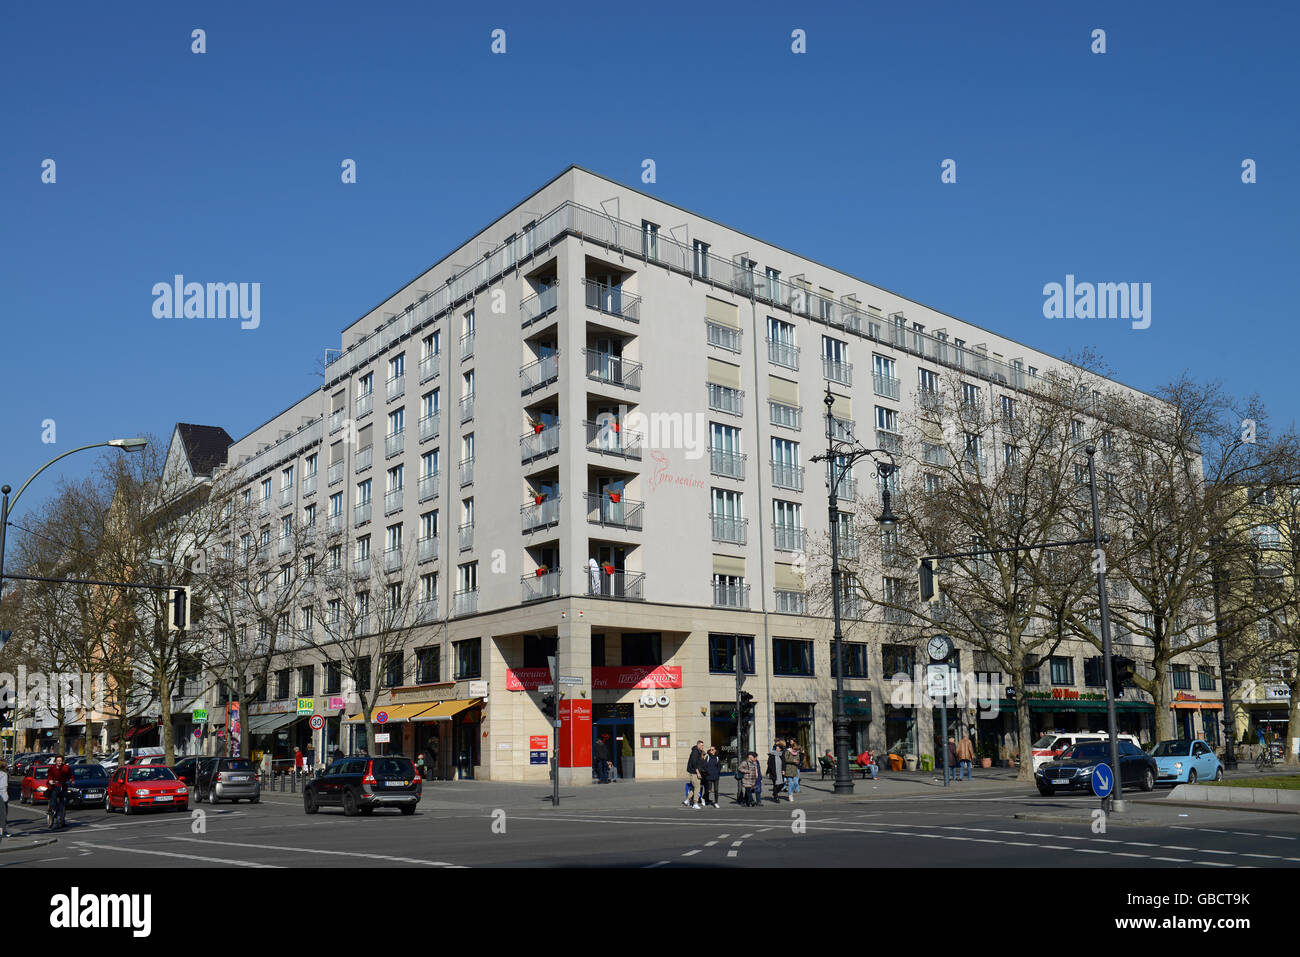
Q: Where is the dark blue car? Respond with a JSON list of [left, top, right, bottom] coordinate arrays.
[[1035, 740, 1156, 796]]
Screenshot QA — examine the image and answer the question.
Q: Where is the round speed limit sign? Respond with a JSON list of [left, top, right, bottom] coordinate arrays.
[[309, 714, 325, 730]]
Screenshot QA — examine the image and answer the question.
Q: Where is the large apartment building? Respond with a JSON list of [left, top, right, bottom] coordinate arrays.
[[195, 166, 1206, 782]]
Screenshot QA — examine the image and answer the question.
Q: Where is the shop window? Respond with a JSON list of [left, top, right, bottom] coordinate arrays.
[[523, 634, 558, 669], [774, 703, 815, 766], [621, 632, 662, 667], [773, 638, 814, 677], [708, 634, 756, 674]]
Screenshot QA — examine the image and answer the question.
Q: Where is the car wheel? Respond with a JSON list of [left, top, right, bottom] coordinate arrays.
[[1215, 768, 1224, 782], [123, 796, 132, 815], [1037, 784, 1054, 796], [1141, 768, 1155, 792], [304, 791, 318, 815], [208, 786, 218, 805], [1187, 769, 1197, 785], [104, 795, 113, 813], [359, 806, 374, 816], [249, 795, 260, 804], [399, 805, 416, 816], [342, 789, 358, 817]]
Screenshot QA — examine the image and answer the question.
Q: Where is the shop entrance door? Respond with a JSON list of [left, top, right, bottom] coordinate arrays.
[[592, 703, 635, 779]]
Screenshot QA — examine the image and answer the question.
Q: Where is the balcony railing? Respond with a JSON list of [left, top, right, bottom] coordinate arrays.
[[585, 350, 642, 390], [258, 497, 271, 516], [279, 486, 294, 508], [706, 321, 742, 353], [387, 374, 405, 402], [301, 473, 317, 496], [522, 569, 561, 602], [356, 392, 373, 418], [277, 535, 293, 556], [459, 394, 474, 423], [329, 409, 345, 434], [962, 452, 989, 474], [459, 458, 474, 486], [712, 580, 750, 609], [353, 556, 371, 577], [837, 533, 859, 560], [520, 284, 558, 326], [417, 536, 437, 563], [839, 593, 864, 620], [773, 524, 805, 552], [384, 487, 403, 515], [458, 522, 474, 551], [419, 413, 439, 443], [770, 401, 801, 430], [585, 492, 644, 530], [355, 446, 373, 472], [584, 420, 642, 459], [922, 443, 948, 466], [767, 338, 799, 370], [460, 331, 475, 361], [582, 279, 640, 321], [707, 383, 744, 416], [419, 353, 439, 383], [709, 448, 746, 480], [418, 473, 438, 502], [771, 462, 805, 491], [775, 590, 807, 615], [354, 502, 371, 526], [829, 416, 855, 442], [452, 589, 478, 618], [520, 353, 559, 394], [521, 495, 561, 533], [588, 569, 645, 601], [328, 461, 344, 486], [883, 606, 911, 625], [385, 430, 405, 459], [822, 357, 853, 387], [875, 430, 903, 454], [873, 372, 901, 401], [711, 514, 748, 545], [327, 513, 343, 535], [521, 423, 561, 463], [416, 598, 438, 622], [384, 548, 402, 574], [919, 389, 943, 413]]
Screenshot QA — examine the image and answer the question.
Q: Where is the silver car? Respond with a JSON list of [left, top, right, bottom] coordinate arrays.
[[197, 757, 262, 804]]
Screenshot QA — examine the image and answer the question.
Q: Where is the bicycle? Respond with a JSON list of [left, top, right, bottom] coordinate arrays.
[[1256, 746, 1280, 771], [46, 787, 70, 830]]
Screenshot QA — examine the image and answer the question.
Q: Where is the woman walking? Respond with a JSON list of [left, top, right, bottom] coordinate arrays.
[[782, 742, 802, 801], [739, 752, 759, 807]]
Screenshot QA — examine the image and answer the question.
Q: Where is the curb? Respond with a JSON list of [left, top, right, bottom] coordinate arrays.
[[0, 838, 58, 853], [1013, 812, 1158, 827], [1141, 798, 1300, 816]]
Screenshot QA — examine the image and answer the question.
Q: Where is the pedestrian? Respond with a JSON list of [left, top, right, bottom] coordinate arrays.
[[304, 743, 315, 773], [0, 760, 9, 839], [955, 734, 974, 782], [739, 751, 759, 807], [946, 736, 960, 783], [684, 740, 704, 809], [416, 751, 427, 778], [767, 740, 785, 802], [782, 742, 801, 801], [855, 747, 879, 780], [753, 752, 764, 804], [331, 746, 344, 764], [594, 735, 612, 783], [702, 747, 722, 807], [294, 747, 304, 776]]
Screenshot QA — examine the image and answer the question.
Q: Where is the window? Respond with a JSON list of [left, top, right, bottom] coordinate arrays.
[[1198, 667, 1217, 691], [328, 544, 342, 570], [419, 571, 437, 603], [708, 634, 756, 675], [385, 581, 402, 612], [772, 638, 814, 677], [281, 465, 294, 489], [416, 646, 440, 684], [641, 220, 659, 259], [423, 331, 440, 359], [765, 267, 781, 295], [389, 353, 405, 381], [303, 503, 316, 526], [354, 656, 371, 692], [962, 383, 981, 408], [830, 642, 870, 678], [356, 479, 372, 504], [523, 634, 558, 669], [591, 633, 606, 668], [1083, 657, 1105, 687], [1024, 654, 1041, 685], [301, 605, 313, 633], [1000, 395, 1016, 421], [356, 535, 371, 561], [420, 510, 438, 540], [383, 652, 404, 688], [275, 669, 290, 700], [918, 368, 940, 396], [261, 478, 272, 501], [692, 240, 710, 278], [325, 662, 341, 694], [358, 372, 373, 397], [621, 632, 662, 667], [388, 408, 404, 437], [1172, 664, 1191, 690], [875, 406, 898, 432], [924, 473, 942, 493], [422, 389, 439, 419], [329, 491, 343, 517], [454, 638, 481, 679], [1071, 419, 1085, 440], [298, 665, 314, 696]]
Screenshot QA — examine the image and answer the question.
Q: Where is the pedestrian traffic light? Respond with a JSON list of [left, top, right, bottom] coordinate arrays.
[[168, 586, 191, 631], [540, 692, 557, 718], [739, 691, 755, 722], [1110, 655, 1135, 692], [918, 558, 938, 603]]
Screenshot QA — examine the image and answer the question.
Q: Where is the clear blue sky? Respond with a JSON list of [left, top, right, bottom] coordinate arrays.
[[2, 0, 1296, 519]]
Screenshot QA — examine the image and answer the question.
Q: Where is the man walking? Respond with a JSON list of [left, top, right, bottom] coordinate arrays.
[[701, 746, 722, 807], [955, 734, 975, 781], [946, 736, 960, 783], [594, 734, 612, 784], [782, 742, 801, 801], [684, 740, 704, 808], [767, 740, 785, 803]]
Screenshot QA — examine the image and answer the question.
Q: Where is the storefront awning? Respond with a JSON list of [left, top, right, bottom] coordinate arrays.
[[249, 712, 301, 735], [343, 702, 441, 724], [998, 699, 1153, 713], [412, 698, 482, 722]]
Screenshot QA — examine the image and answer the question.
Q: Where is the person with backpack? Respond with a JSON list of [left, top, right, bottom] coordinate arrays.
[[782, 743, 802, 801], [683, 740, 704, 809]]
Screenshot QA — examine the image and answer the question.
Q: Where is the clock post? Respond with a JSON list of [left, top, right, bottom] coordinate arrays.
[[928, 635, 955, 787]]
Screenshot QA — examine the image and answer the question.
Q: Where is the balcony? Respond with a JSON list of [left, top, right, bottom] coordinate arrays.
[[302, 473, 317, 496], [921, 443, 948, 467], [585, 492, 643, 530], [875, 430, 903, 454], [452, 589, 478, 618], [383, 548, 402, 574], [520, 353, 559, 394], [839, 593, 864, 620], [387, 374, 405, 403], [706, 321, 742, 353], [588, 569, 646, 601], [712, 580, 750, 609], [829, 416, 855, 442], [773, 524, 805, 552], [837, 533, 859, 560], [329, 409, 345, 434], [582, 279, 640, 322], [458, 458, 474, 487], [419, 353, 440, 383], [416, 598, 438, 622], [418, 473, 438, 502], [354, 501, 371, 526], [384, 487, 403, 515], [771, 462, 804, 491], [883, 606, 911, 625], [328, 461, 344, 486], [770, 401, 801, 431], [767, 338, 799, 370], [520, 284, 558, 326], [355, 446, 373, 473], [460, 331, 475, 361], [258, 496, 271, 517], [353, 556, 371, 577], [521, 423, 560, 463], [707, 383, 744, 416], [775, 590, 807, 615], [521, 496, 561, 533], [328, 513, 344, 535], [873, 372, 901, 401], [459, 394, 474, 423], [522, 569, 562, 602], [385, 430, 405, 459], [711, 514, 748, 545], [822, 357, 853, 387], [919, 390, 943, 414], [356, 392, 373, 418], [279, 486, 294, 509], [418, 413, 439, 443], [277, 535, 293, 556], [585, 420, 642, 460], [709, 448, 746, 481], [585, 351, 642, 391], [417, 536, 437, 563], [458, 522, 474, 551]]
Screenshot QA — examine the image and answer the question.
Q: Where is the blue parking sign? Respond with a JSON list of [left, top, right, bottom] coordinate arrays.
[[1091, 763, 1114, 798]]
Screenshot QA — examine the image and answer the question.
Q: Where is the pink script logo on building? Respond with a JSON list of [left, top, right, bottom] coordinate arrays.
[[647, 451, 706, 494]]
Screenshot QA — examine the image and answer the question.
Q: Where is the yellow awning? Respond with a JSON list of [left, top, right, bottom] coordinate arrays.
[[343, 702, 437, 723], [412, 698, 483, 722]]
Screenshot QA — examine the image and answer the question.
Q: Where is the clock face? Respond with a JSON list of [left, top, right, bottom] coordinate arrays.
[[928, 635, 951, 661]]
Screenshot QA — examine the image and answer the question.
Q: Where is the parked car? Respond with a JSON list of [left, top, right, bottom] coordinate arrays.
[[173, 756, 203, 787], [68, 764, 110, 808], [20, 764, 54, 803], [194, 757, 261, 804], [1035, 740, 1157, 795], [12, 753, 53, 781], [303, 755, 421, 816], [1031, 733, 1142, 772], [104, 765, 189, 814], [1150, 739, 1223, 785]]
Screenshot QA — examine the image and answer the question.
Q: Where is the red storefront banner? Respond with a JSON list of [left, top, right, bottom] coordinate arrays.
[[558, 699, 592, 769], [592, 666, 682, 689], [505, 668, 552, 691]]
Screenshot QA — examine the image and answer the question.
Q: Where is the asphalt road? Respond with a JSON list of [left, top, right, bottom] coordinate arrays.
[[4, 776, 1300, 868]]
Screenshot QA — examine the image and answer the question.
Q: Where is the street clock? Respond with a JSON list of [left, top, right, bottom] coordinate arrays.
[[927, 634, 955, 662]]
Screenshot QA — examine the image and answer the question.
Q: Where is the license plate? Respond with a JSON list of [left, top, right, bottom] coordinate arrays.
[[231, 775, 249, 782], [85, 791, 103, 798], [1051, 778, 1069, 785], [154, 795, 174, 802], [387, 781, 409, 787]]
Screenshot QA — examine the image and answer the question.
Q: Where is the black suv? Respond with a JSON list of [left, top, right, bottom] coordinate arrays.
[[303, 755, 421, 816]]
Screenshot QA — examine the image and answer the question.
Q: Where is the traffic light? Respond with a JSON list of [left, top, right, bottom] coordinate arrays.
[[1110, 655, 1135, 692], [168, 586, 191, 631], [739, 690, 755, 722], [540, 693, 557, 720], [918, 558, 938, 603]]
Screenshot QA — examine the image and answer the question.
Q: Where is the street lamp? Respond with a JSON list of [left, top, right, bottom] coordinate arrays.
[[1207, 536, 1239, 769], [810, 386, 898, 796]]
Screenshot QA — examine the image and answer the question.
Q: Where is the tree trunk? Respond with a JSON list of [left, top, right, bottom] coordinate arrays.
[[1287, 677, 1300, 767], [159, 669, 174, 765], [1013, 674, 1034, 782], [1146, 670, 1174, 742]]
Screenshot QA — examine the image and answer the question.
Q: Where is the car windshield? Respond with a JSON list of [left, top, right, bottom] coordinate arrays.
[[127, 767, 177, 782], [1062, 743, 1107, 760], [1032, 735, 1056, 749], [33, 765, 52, 778], [1151, 741, 1191, 757], [72, 766, 107, 782]]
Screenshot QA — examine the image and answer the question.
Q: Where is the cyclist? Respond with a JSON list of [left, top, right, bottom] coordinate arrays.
[[45, 754, 73, 830]]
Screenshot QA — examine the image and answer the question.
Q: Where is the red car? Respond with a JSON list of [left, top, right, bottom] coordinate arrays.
[[20, 764, 54, 804], [104, 764, 190, 814]]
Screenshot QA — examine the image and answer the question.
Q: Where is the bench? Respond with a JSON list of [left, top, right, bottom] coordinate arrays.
[[820, 760, 877, 779]]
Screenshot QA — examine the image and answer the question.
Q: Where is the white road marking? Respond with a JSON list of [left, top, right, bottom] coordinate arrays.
[[166, 837, 463, 867], [682, 849, 700, 857], [731, 841, 743, 847], [727, 850, 738, 858], [73, 841, 279, 867], [646, 861, 669, 868]]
